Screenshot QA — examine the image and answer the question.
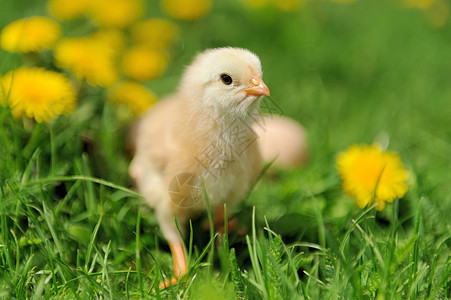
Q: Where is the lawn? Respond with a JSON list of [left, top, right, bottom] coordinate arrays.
[[1, 0, 450, 298]]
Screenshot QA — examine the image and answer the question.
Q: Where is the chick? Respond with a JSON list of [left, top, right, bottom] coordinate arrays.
[[129, 47, 270, 287], [253, 115, 308, 169]]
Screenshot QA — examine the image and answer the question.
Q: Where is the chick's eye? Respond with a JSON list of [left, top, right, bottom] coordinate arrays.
[[220, 74, 233, 85]]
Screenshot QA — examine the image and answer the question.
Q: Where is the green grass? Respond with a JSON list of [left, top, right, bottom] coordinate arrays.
[[1, 0, 451, 298]]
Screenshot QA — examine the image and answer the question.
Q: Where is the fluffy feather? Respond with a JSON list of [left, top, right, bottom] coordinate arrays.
[[129, 47, 269, 286]]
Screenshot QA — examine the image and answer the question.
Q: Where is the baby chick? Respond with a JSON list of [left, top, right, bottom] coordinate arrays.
[[253, 115, 308, 169], [129, 47, 270, 287]]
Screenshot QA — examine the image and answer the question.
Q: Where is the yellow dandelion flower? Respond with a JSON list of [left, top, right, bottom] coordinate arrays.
[[54, 34, 119, 87], [91, 29, 126, 51], [108, 81, 157, 115], [47, 0, 91, 20], [336, 144, 409, 211], [131, 19, 179, 49], [0, 17, 61, 53], [121, 46, 168, 81], [89, 0, 144, 28], [0, 67, 76, 123], [161, 0, 212, 21]]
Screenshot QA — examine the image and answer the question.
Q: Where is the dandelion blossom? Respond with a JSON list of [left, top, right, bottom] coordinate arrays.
[[108, 81, 157, 115], [161, 0, 212, 21], [121, 46, 168, 81], [0, 67, 76, 123], [91, 29, 126, 51], [1, 17, 61, 53], [336, 144, 409, 211], [54, 35, 119, 87], [47, 0, 91, 20], [131, 19, 179, 49], [89, 0, 144, 28]]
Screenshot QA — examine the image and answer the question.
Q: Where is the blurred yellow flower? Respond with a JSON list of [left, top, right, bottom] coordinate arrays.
[[336, 144, 409, 211], [121, 46, 168, 81], [108, 81, 157, 115], [54, 35, 119, 87], [47, 0, 91, 20], [89, 0, 144, 28], [0, 67, 76, 123], [131, 19, 179, 49], [0, 17, 61, 53], [91, 29, 126, 51], [161, 0, 212, 21]]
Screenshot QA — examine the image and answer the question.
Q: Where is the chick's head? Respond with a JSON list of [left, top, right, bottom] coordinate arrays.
[[179, 47, 270, 117]]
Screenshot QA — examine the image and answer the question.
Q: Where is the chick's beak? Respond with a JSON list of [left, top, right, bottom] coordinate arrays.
[[244, 74, 270, 97]]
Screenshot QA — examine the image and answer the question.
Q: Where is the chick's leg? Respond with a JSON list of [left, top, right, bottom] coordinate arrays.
[[169, 239, 187, 277], [158, 237, 188, 289], [157, 237, 187, 289], [156, 205, 188, 289]]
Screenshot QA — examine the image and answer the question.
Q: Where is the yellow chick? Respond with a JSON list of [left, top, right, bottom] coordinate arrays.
[[253, 115, 308, 169], [129, 47, 270, 287]]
